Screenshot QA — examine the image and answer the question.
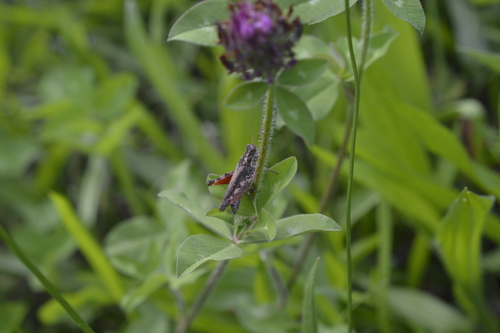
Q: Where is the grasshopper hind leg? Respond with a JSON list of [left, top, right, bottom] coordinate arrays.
[[230, 199, 241, 214]]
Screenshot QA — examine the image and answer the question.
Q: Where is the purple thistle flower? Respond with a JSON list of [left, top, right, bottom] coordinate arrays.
[[217, 0, 303, 83]]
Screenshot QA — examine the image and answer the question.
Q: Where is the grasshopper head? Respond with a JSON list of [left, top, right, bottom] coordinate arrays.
[[237, 144, 259, 169]]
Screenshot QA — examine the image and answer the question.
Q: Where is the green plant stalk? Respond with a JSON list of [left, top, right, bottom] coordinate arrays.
[[376, 201, 392, 333], [344, 0, 361, 331], [254, 85, 276, 192], [174, 260, 229, 333], [0, 224, 95, 333]]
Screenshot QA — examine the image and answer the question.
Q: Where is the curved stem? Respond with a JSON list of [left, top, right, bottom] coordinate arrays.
[[175, 260, 229, 333], [344, 0, 362, 331], [0, 224, 95, 333], [254, 85, 276, 191]]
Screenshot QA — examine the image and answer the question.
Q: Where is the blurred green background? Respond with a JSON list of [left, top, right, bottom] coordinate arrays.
[[1, 0, 500, 332]]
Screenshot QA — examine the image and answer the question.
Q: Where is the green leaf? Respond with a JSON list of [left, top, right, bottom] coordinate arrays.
[[291, 74, 339, 120], [362, 27, 399, 70], [302, 258, 319, 333], [49, 192, 124, 302], [158, 189, 233, 240], [104, 217, 167, 279], [458, 48, 500, 73], [206, 208, 235, 224], [256, 157, 298, 211], [121, 274, 167, 313], [253, 208, 277, 241], [276, 214, 340, 240], [253, 262, 274, 304], [401, 102, 476, 177], [388, 287, 473, 333], [275, 87, 315, 145], [167, 0, 229, 46], [277, 58, 329, 87], [244, 213, 340, 243], [0, 302, 26, 333], [293, 35, 333, 60], [94, 73, 138, 118], [125, 305, 169, 333], [236, 304, 296, 332], [294, 0, 358, 25], [224, 82, 268, 111], [0, 136, 40, 177], [436, 188, 496, 326], [379, 0, 426, 33], [310, 145, 439, 233], [77, 156, 107, 227], [177, 235, 243, 277]]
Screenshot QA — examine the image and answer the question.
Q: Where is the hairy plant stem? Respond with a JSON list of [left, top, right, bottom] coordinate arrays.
[[344, 0, 362, 331], [175, 85, 275, 333], [359, 0, 373, 80], [175, 260, 229, 333], [254, 85, 276, 192], [0, 224, 95, 333], [286, 0, 372, 299]]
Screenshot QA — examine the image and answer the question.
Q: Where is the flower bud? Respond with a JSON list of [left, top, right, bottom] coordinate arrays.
[[217, 0, 303, 83]]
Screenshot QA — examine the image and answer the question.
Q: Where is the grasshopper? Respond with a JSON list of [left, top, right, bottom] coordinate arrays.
[[206, 144, 259, 214]]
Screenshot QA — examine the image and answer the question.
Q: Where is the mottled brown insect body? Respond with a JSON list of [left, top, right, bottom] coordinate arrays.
[[206, 144, 259, 214]]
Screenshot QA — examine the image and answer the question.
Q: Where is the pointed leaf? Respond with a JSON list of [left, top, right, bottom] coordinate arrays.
[[293, 34, 333, 60], [275, 214, 340, 240], [224, 82, 268, 111], [291, 74, 339, 120], [244, 213, 340, 243], [275, 87, 315, 145], [253, 208, 277, 241], [256, 157, 298, 211], [302, 258, 320, 333], [436, 188, 496, 325], [121, 274, 167, 313], [167, 0, 229, 46], [388, 287, 474, 333], [177, 235, 243, 277], [362, 27, 399, 70], [437, 188, 493, 287], [104, 217, 167, 279], [158, 189, 232, 240], [278, 58, 329, 87], [294, 0, 358, 25], [380, 0, 426, 33]]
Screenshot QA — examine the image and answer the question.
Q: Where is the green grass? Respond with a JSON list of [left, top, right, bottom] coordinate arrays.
[[0, 0, 499, 332]]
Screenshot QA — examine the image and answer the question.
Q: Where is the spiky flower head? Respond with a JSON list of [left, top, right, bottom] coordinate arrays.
[[217, 0, 303, 83]]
